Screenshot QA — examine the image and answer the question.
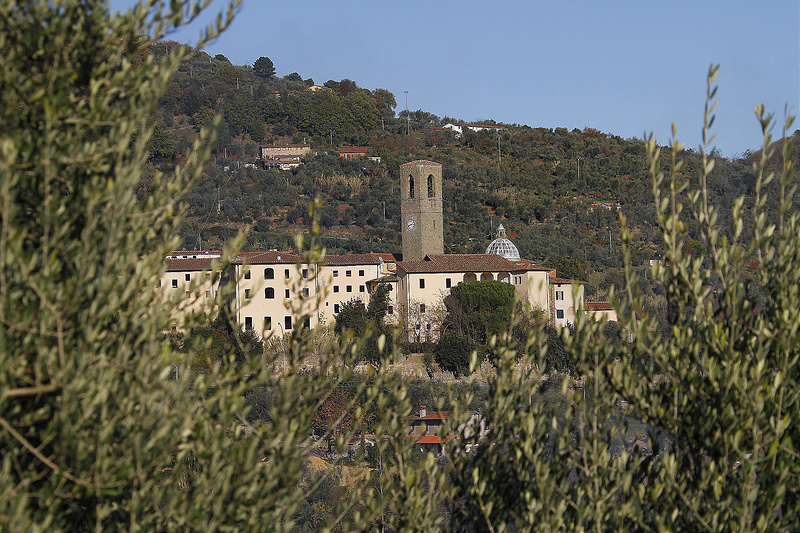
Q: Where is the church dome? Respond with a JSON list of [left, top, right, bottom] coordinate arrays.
[[485, 224, 520, 261]]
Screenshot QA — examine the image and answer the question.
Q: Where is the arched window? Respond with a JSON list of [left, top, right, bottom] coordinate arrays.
[[264, 268, 274, 280], [265, 287, 275, 299], [427, 174, 434, 197], [409, 175, 415, 198]]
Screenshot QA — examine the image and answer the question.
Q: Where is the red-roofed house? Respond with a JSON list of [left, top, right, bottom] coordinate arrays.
[[586, 301, 617, 323], [405, 406, 486, 455], [338, 147, 368, 160]]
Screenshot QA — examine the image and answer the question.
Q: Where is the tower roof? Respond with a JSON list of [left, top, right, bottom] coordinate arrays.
[[401, 159, 441, 167], [485, 224, 520, 261]]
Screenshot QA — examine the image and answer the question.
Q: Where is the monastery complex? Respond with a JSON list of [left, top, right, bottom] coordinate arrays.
[[161, 161, 612, 339]]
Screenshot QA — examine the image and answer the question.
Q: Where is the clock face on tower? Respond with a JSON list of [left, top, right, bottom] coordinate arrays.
[[407, 218, 416, 231]]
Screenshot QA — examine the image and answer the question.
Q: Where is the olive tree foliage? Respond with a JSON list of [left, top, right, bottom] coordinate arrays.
[[445, 67, 800, 533], [0, 2, 442, 532]]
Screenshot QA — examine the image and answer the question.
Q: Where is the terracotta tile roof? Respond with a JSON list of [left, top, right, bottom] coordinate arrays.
[[167, 250, 222, 257], [325, 254, 381, 266], [371, 252, 397, 262], [237, 251, 301, 264], [405, 411, 454, 421], [338, 147, 368, 153], [509, 259, 552, 272], [413, 436, 451, 444], [166, 258, 215, 272], [261, 144, 310, 148], [550, 277, 587, 285], [586, 301, 614, 311], [397, 254, 515, 274], [234, 251, 381, 266], [366, 275, 399, 284], [401, 159, 441, 167]]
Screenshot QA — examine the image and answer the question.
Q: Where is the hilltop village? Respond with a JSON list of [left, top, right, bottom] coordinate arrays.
[[141, 51, 779, 339], [163, 160, 614, 342]]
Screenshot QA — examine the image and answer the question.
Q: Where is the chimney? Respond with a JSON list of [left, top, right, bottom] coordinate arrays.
[[419, 406, 427, 418]]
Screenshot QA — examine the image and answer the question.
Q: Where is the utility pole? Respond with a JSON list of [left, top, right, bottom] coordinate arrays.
[[404, 91, 409, 135], [497, 134, 502, 164]]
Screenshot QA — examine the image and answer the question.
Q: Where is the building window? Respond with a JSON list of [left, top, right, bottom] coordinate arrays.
[[244, 270, 251, 280], [284, 269, 290, 279], [419, 278, 425, 289], [244, 289, 251, 299], [265, 287, 274, 299], [359, 285, 365, 293], [346, 285, 352, 293], [556, 309, 565, 319], [265, 268, 274, 280], [358, 269, 365, 277], [346, 270, 352, 277], [264, 317, 272, 330], [555, 290, 564, 301], [285, 316, 292, 330], [185, 273, 191, 282], [302, 287, 309, 298], [420, 303, 426, 314], [446, 278, 452, 288], [302, 268, 308, 279], [427, 174, 434, 197], [244, 317, 253, 330], [426, 323, 431, 330], [334, 304, 340, 314], [171, 279, 178, 288], [333, 270, 339, 277], [158, 279, 162, 287], [387, 306, 394, 315], [409, 175, 414, 198], [333, 286, 339, 293], [285, 289, 290, 298]]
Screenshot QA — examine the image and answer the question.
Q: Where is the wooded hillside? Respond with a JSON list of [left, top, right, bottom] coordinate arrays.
[[140, 43, 800, 308]]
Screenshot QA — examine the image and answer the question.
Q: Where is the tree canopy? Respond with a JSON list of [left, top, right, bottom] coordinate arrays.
[[442, 280, 516, 345], [253, 56, 275, 77]]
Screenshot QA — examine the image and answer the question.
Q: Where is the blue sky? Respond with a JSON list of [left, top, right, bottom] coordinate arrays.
[[111, 0, 798, 157]]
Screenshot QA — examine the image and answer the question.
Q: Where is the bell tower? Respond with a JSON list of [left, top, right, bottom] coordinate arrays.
[[400, 160, 443, 261]]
